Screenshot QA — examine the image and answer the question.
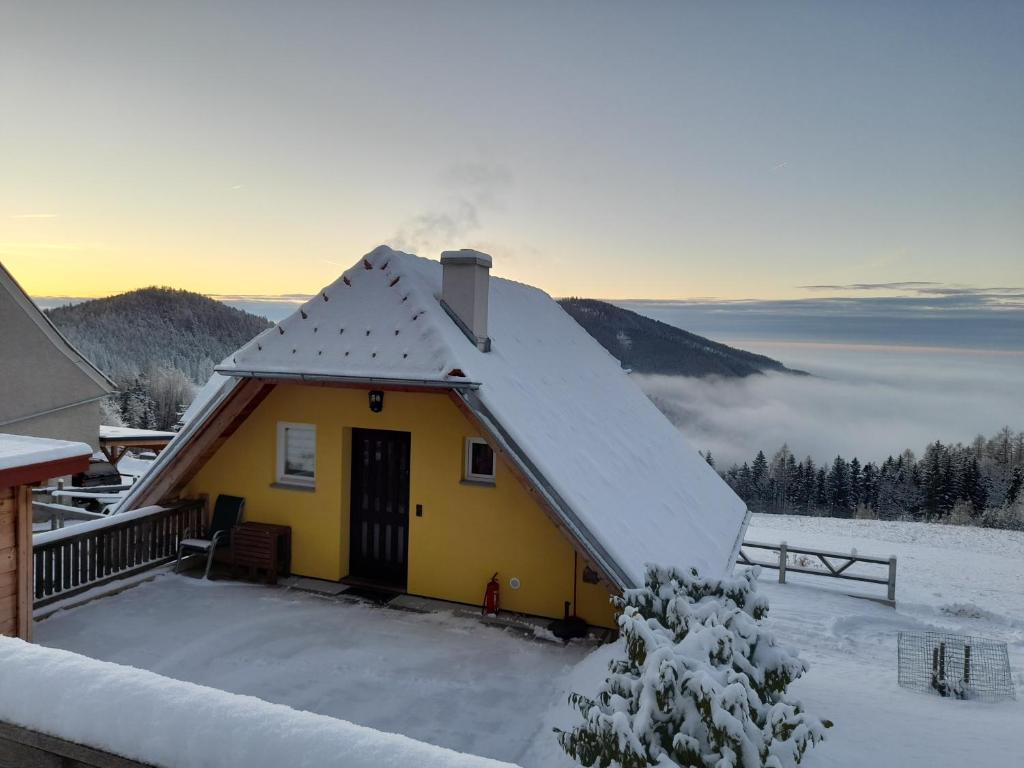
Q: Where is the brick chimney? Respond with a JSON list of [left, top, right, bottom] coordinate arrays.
[[440, 249, 491, 352]]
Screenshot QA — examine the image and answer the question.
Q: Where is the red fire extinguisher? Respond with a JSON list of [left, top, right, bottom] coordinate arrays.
[[482, 572, 500, 616]]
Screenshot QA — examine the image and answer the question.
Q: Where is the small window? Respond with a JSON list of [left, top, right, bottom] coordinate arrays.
[[464, 437, 496, 484], [277, 422, 316, 486]]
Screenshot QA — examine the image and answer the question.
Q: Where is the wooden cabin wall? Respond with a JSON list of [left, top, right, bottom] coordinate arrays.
[[0, 484, 31, 641]]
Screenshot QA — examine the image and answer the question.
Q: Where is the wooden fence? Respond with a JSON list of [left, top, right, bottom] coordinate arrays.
[[32, 500, 205, 608], [738, 540, 897, 605]]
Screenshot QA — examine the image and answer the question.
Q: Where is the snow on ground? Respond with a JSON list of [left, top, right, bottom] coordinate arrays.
[[34, 575, 590, 765], [116, 453, 156, 480], [746, 513, 1024, 619], [529, 514, 1024, 767], [34, 515, 1024, 766]]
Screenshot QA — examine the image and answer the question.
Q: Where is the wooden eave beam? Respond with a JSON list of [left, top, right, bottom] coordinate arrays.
[[274, 378, 457, 395], [0, 455, 91, 488], [134, 379, 275, 508], [99, 438, 174, 450]]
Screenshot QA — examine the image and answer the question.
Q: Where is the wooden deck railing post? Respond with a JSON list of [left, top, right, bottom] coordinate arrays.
[[778, 542, 787, 584], [887, 556, 897, 603], [55, 479, 65, 530]]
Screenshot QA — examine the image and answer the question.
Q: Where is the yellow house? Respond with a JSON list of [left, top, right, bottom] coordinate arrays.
[[121, 247, 748, 629]]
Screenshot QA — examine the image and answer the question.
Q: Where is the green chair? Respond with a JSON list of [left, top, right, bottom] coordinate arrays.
[[175, 495, 245, 579]]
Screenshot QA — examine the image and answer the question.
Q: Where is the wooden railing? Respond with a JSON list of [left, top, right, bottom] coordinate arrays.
[[0, 721, 154, 768], [33, 501, 106, 531], [32, 500, 205, 608], [738, 540, 897, 605]]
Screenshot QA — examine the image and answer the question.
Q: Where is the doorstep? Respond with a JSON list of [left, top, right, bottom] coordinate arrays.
[[277, 575, 350, 596]]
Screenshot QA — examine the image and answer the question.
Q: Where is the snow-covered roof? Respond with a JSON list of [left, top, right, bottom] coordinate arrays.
[[99, 425, 176, 441], [0, 433, 92, 472], [220, 249, 474, 385], [189, 247, 749, 584], [178, 372, 233, 426], [0, 262, 116, 394]]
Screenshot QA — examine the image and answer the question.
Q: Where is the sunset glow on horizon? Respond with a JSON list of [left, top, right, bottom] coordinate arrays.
[[3, 2, 1022, 303]]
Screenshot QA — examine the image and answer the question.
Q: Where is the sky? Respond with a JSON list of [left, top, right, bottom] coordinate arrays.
[[3, 1, 1022, 303]]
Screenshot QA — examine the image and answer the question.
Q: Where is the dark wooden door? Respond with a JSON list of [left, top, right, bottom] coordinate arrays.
[[349, 428, 411, 586]]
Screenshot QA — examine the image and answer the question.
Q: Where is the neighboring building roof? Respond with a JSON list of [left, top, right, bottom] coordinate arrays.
[[98, 425, 176, 467], [0, 433, 92, 486], [131, 246, 749, 586], [0, 262, 116, 395], [98, 426, 176, 441]]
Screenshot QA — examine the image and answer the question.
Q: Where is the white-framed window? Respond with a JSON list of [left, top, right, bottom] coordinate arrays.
[[464, 437, 496, 484], [277, 422, 316, 487]]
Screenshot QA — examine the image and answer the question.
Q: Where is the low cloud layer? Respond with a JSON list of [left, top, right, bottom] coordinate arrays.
[[636, 344, 1024, 468]]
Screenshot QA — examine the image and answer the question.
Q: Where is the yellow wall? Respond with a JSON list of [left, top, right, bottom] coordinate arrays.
[[185, 383, 616, 627]]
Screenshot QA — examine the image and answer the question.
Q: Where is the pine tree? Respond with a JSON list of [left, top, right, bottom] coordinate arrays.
[[826, 457, 850, 517], [861, 462, 878, 513], [717, 428, 1022, 528], [117, 375, 158, 429], [737, 463, 753, 505], [750, 451, 769, 512], [814, 468, 828, 510], [799, 458, 817, 515], [962, 457, 988, 517], [921, 442, 946, 521], [556, 565, 831, 767], [849, 458, 862, 510], [1006, 467, 1023, 507], [768, 445, 794, 514]]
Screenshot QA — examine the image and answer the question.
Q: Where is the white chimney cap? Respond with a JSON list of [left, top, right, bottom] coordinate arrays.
[[440, 249, 492, 268]]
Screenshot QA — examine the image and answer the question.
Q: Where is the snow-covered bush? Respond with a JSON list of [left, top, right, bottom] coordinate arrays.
[[556, 565, 831, 768]]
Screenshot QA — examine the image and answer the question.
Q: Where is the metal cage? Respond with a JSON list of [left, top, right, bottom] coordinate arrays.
[[897, 631, 1014, 702]]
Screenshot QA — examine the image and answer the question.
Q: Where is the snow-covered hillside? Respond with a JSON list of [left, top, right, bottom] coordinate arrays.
[[529, 514, 1024, 767]]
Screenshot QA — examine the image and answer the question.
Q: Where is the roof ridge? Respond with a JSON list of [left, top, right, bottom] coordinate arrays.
[[0, 260, 116, 393], [219, 247, 474, 383]]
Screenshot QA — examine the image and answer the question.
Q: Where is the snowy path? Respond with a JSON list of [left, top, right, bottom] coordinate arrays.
[[34, 576, 589, 764], [745, 515, 1024, 766], [761, 579, 1022, 766]]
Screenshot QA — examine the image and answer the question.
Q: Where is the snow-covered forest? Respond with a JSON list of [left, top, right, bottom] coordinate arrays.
[[716, 427, 1024, 529], [46, 287, 271, 429]]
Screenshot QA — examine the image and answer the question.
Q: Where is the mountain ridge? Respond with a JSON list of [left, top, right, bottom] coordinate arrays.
[[45, 287, 273, 384], [557, 297, 805, 378], [45, 289, 801, 386]]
